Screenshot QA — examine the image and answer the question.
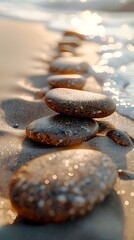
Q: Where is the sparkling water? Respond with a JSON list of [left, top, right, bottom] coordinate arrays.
[[0, 0, 134, 119]]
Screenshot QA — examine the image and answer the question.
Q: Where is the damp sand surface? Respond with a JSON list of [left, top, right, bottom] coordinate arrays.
[[0, 20, 133, 240]]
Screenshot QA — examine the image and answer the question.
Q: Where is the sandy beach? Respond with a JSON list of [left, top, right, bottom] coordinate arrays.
[[0, 19, 133, 240]]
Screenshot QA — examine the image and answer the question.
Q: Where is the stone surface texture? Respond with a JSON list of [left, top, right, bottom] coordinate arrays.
[[10, 149, 117, 223]]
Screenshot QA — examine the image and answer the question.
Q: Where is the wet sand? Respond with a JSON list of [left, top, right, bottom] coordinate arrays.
[[0, 19, 133, 240]]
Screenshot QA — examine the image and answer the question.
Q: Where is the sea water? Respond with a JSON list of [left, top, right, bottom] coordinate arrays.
[[0, 0, 134, 119]]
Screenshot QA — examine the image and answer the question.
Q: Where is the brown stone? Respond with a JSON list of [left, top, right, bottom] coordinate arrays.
[[9, 149, 117, 223], [45, 88, 116, 118], [49, 57, 89, 74], [64, 30, 85, 40], [26, 114, 98, 146], [106, 129, 133, 147], [118, 169, 134, 180], [58, 45, 76, 54], [47, 74, 86, 90]]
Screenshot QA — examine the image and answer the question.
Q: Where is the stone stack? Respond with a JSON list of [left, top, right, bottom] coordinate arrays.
[[9, 30, 132, 224], [26, 88, 116, 146]]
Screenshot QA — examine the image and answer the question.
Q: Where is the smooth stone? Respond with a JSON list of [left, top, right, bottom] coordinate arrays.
[[64, 30, 85, 40], [26, 114, 98, 146], [106, 129, 133, 147], [53, 52, 75, 62], [13, 123, 19, 129], [118, 169, 134, 180], [47, 74, 86, 90], [58, 45, 76, 54], [45, 88, 116, 118], [49, 57, 89, 74], [58, 36, 81, 48], [56, 52, 75, 59], [9, 149, 117, 223], [37, 86, 52, 99], [97, 120, 115, 136]]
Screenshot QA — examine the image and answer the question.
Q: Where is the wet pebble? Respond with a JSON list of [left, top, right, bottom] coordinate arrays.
[[118, 169, 134, 180], [47, 74, 86, 90], [58, 36, 81, 48], [26, 114, 98, 146], [64, 30, 85, 40], [45, 88, 116, 118], [58, 45, 76, 55], [49, 57, 89, 74], [13, 124, 19, 129], [106, 129, 133, 147], [9, 149, 117, 223]]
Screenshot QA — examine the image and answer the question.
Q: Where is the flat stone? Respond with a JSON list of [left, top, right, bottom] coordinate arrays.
[[59, 52, 76, 58], [9, 149, 117, 223], [58, 36, 81, 48], [106, 129, 133, 147], [45, 88, 116, 118], [118, 169, 134, 180], [64, 30, 85, 40], [47, 74, 86, 90], [49, 57, 89, 74], [26, 114, 98, 146], [58, 45, 76, 54]]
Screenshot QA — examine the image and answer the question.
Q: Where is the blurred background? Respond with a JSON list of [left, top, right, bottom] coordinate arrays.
[[0, 0, 134, 23]]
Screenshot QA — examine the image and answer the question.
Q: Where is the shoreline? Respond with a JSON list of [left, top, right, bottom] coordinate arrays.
[[0, 19, 133, 239]]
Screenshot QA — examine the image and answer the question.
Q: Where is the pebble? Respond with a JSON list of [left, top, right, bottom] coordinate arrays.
[[64, 30, 85, 40], [26, 114, 98, 146], [49, 57, 89, 74], [13, 124, 19, 129], [118, 169, 134, 180], [37, 86, 52, 99], [58, 45, 76, 54], [58, 52, 75, 58], [9, 149, 117, 223], [97, 120, 115, 136], [47, 74, 86, 90], [58, 36, 81, 48], [106, 129, 133, 147], [45, 88, 116, 118]]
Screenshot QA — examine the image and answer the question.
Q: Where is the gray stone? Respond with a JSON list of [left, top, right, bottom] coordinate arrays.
[[26, 114, 98, 146], [49, 57, 89, 74], [45, 88, 116, 118], [47, 74, 86, 90]]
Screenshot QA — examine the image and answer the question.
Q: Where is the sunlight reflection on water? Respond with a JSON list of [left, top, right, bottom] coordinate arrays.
[[0, 0, 134, 119]]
